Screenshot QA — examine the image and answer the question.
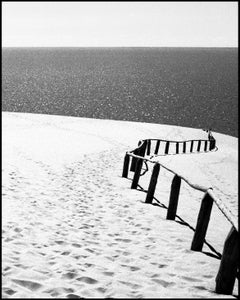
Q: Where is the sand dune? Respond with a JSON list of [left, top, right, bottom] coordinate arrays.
[[2, 112, 238, 298]]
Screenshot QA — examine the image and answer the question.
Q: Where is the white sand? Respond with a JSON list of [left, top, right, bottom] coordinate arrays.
[[2, 112, 238, 298]]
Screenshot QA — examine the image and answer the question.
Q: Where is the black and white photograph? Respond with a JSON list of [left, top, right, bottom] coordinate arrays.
[[2, 1, 238, 298]]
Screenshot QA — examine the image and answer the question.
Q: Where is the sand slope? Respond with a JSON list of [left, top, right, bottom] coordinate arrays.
[[2, 112, 238, 298]]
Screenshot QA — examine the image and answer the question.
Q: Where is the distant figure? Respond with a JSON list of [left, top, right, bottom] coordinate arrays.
[[207, 129, 216, 150], [207, 129, 213, 140], [203, 128, 216, 150], [203, 128, 214, 140]]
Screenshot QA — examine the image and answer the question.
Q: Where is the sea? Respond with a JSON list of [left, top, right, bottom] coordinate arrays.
[[2, 47, 238, 137]]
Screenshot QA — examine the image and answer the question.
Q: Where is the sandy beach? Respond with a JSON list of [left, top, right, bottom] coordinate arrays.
[[2, 112, 238, 298]]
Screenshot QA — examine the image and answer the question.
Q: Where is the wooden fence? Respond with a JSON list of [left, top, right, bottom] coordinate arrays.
[[122, 135, 238, 296]]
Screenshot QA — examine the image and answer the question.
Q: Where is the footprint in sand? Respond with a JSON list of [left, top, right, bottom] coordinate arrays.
[[13, 227, 22, 233], [62, 271, 78, 280], [96, 287, 107, 294], [194, 285, 208, 291], [151, 274, 160, 278], [72, 243, 81, 248], [2, 287, 16, 296], [61, 251, 71, 256], [115, 238, 132, 243], [151, 278, 175, 288], [13, 263, 29, 270], [181, 276, 202, 282], [66, 293, 83, 298], [76, 276, 98, 284], [44, 287, 74, 297], [102, 271, 114, 276], [4, 237, 14, 242], [203, 274, 214, 279], [122, 251, 130, 256], [129, 266, 140, 271], [85, 248, 95, 253], [158, 264, 167, 269], [12, 279, 42, 291], [119, 281, 141, 290], [55, 240, 67, 245], [84, 263, 94, 268]]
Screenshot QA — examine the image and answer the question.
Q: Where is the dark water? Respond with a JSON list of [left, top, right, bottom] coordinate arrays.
[[2, 47, 238, 137]]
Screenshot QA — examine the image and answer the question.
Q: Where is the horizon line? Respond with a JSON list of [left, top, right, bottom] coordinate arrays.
[[2, 46, 238, 49]]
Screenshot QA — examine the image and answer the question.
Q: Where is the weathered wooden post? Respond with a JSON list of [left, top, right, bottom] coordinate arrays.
[[155, 140, 160, 155], [122, 153, 130, 178], [145, 163, 160, 204], [191, 192, 213, 251], [139, 140, 147, 157], [210, 138, 216, 151], [197, 140, 201, 152], [146, 140, 151, 156], [130, 140, 147, 172], [212, 139, 216, 150], [131, 158, 143, 189], [176, 142, 179, 154], [166, 175, 181, 220], [130, 149, 139, 172], [190, 140, 194, 153], [204, 140, 208, 152], [183, 142, 186, 153], [215, 226, 238, 295], [165, 141, 170, 154], [130, 156, 136, 171]]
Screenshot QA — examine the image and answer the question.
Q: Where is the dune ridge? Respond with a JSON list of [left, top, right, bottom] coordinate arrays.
[[2, 112, 238, 298]]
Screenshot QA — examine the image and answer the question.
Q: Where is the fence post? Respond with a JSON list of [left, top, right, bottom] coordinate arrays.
[[122, 153, 130, 178], [191, 192, 213, 251], [130, 153, 136, 172], [130, 148, 139, 172], [190, 141, 194, 152], [204, 140, 208, 152], [165, 141, 170, 154], [139, 140, 147, 157], [155, 140, 160, 155], [131, 158, 143, 189], [146, 140, 151, 156], [176, 142, 179, 154], [166, 175, 181, 220], [145, 163, 160, 204], [197, 140, 201, 152], [130, 140, 147, 172], [210, 138, 216, 150], [215, 226, 238, 295], [183, 142, 186, 153]]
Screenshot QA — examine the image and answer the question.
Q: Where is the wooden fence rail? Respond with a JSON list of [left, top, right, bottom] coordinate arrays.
[[122, 135, 238, 296], [129, 137, 217, 160]]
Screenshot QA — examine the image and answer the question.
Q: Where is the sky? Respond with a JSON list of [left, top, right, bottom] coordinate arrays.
[[2, 1, 238, 47]]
